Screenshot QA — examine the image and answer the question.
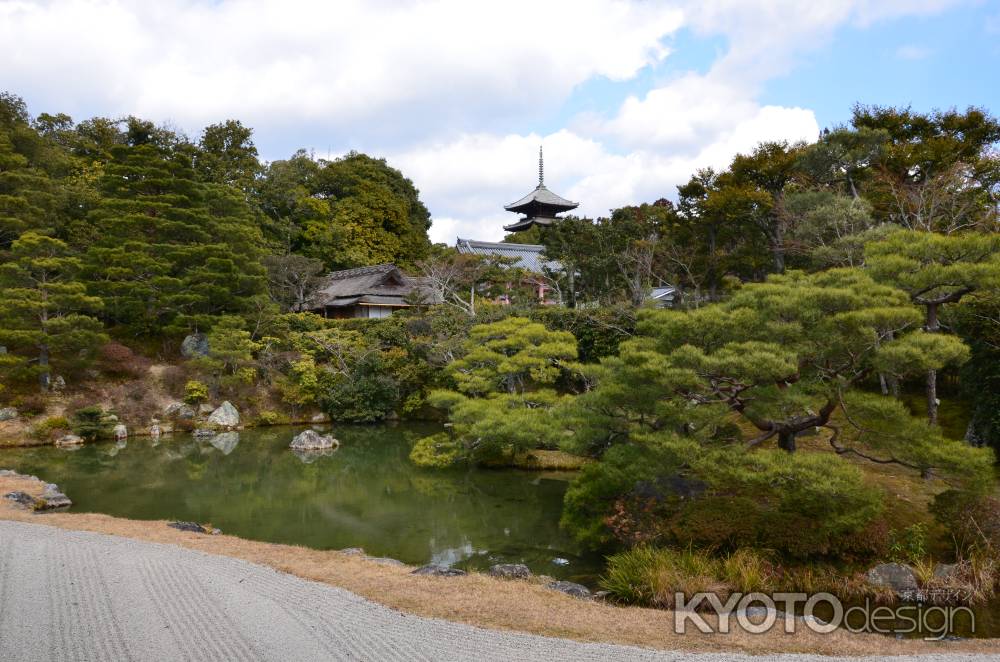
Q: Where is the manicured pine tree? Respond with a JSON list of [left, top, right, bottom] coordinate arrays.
[[866, 229, 1000, 425], [83, 121, 266, 335], [0, 231, 105, 390]]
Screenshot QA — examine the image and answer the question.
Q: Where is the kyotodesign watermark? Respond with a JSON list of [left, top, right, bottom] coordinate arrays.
[[673, 592, 975, 640]]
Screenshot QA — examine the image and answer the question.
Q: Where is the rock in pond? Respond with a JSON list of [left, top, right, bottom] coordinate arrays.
[[0, 407, 17, 422], [113, 423, 128, 440], [206, 401, 240, 429], [546, 581, 591, 599], [55, 434, 84, 447], [866, 563, 919, 595], [290, 429, 339, 451], [489, 563, 532, 580], [180, 333, 209, 358], [193, 429, 216, 439], [198, 403, 215, 415], [412, 564, 467, 577]]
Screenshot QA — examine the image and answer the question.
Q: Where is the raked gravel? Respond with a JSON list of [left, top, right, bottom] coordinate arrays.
[[0, 520, 995, 662]]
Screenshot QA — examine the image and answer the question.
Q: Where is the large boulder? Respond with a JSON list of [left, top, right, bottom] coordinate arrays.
[[0, 407, 17, 422], [290, 429, 339, 451], [164, 402, 196, 420], [206, 401, 240, 429], [180, 333, 209, 358], [866, 563, 919, 596], [489, 563, 532, 580]]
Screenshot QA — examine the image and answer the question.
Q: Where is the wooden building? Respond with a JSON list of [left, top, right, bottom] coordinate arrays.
[[308, 264, 439, 319]]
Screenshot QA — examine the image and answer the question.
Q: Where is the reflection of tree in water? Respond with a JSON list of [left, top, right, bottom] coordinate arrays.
[[0, 423, 601, 580]]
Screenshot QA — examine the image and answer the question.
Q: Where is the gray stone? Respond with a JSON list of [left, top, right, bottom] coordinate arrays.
[[113, 423, 128, 440], [866, 563, 919, 595], [545, 581, 591, 599], [168, 521, 211, 534], [411, 564, 467, 577], [4, 491, 35, 507], [164, 402, 196, 420], [55, 434, 84, 447], [0, 407, 17, 422], [290, 429, 339, 451], [310, 412, 331, 423], [340, 547, 366, 556], [210, 431, 240, 455], [933, 563, 960, 580], [489, 563, 532, 580], [180, 333, 209, 358], [198, 403, 215, 415], [40, 483, 72, 509], [365, 556, 406, 567], [51, 375, 66, 392], [206, 401, 240, 429], [193, 429, 216, 439]]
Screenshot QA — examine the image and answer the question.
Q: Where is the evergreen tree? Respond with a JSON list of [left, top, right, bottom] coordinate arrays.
[[82, 127, 267, 334], [0, 231, 105, 390], [866, 229, 1000, 424]]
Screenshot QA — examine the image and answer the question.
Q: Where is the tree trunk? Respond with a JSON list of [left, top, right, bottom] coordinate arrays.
[[38, 344, 50, 392], [777, 430, 796, 452], [924, 303, 939, 425], [926, 368, 938, 426]]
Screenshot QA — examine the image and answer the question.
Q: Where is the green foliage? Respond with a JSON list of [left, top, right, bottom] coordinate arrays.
[[257, 150, 430, 269], [0, 231, 106, 390], [447, 317, 579, 396], [317, 352, 399, 422], [183, 380, 209, 405], [410, 317, 580, 466], [529, 306, 635, 362], [30, 415, 70, 440], [889, 523, 929, 564], [71, 405, 108, 441], [409, 432, 463, 468]]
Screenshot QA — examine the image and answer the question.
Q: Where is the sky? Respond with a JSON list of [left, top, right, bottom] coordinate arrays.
[[2, 1, 998, 243]]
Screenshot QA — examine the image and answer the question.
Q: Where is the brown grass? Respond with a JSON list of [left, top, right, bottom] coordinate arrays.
[[1, 474, 997, 657]]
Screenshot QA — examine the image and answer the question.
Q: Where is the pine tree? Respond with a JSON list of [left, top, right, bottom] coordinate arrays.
[[0, 231, 105, 390], [82, 128, 266, 334], [866, 230, 1000, 424]]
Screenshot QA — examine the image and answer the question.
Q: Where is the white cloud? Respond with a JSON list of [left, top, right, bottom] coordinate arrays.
[[0, 0, 967, 246]]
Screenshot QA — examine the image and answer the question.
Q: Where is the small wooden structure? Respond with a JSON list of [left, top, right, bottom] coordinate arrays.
[[308, 264, 438, 319]]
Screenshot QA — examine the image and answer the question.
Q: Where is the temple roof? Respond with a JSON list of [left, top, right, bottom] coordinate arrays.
[[502, 146, 578, 231], [504, 185, 578, 214], [455, 238, 557, 274], [309, 264, 440, 309]]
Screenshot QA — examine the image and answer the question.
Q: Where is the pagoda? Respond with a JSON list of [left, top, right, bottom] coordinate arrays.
[[503, 147, 578, 232]]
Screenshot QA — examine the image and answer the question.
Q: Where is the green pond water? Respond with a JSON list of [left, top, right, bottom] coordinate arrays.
[[0, 423, 604, 584]]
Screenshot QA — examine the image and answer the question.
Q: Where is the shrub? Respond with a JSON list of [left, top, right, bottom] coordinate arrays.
[[410, 433, 463, 468], [183, 380, 210, 405], [71, 406, 109, 441], [160, 365, 188, 396], [97, 341, 151, 379], [30, 416, 70, 441], [932, 490, 1000, 553], [12, 394, 47, 417], [254, 410, 288, 426]]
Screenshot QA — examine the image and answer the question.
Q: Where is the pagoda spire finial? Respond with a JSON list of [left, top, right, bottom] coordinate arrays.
[[538, 145, 544, 187]]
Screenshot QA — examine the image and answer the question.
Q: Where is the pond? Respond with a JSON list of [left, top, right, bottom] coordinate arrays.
[[0, 424, 605, 585]]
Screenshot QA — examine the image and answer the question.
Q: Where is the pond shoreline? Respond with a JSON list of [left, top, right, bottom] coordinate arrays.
[[0, 471, 996, 658]]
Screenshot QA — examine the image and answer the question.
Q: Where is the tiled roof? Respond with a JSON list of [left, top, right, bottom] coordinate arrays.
[[504, 185, 578, 213], [310, 264, 441, 309], [455, 238, 558, 274]]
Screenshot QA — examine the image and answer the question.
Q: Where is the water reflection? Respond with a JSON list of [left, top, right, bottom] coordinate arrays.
[[0, 424, 603, 584]]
